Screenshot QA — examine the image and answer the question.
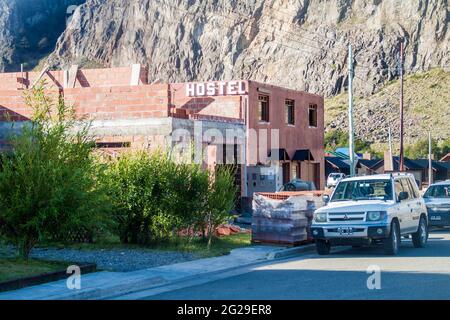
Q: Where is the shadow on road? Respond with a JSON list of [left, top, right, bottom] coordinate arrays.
[[311, 229, 450, 258], [147, 268, 450, 300]]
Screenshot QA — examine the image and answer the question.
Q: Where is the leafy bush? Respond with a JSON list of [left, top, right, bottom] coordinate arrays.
[[206, 167, 237, 249], [0, 85, 110, 259], [105, 151, 211, 245]]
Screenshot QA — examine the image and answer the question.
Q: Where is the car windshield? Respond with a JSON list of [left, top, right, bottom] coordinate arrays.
[[424, 185, 450, 198], [331, 179, 393, 202]]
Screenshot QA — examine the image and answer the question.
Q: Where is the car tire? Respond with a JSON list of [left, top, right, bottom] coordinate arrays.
[[316, 240, 331, 255], [383, 221, 400, 255], [412, 217, 428, 248]]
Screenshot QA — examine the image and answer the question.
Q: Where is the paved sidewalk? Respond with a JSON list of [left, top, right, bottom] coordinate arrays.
[[0, 245, 313, 300]]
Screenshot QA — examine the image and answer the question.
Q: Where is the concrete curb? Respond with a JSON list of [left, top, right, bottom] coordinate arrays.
[[58, 276, 167, 300], [266, 244, 316, 260], [3, 244, 319, 300], [0, 263, 97, 293], [65, 246, 317, 300]]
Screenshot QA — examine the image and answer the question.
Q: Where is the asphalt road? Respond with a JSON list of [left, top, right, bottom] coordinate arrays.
[[146, 229, 450, 300]]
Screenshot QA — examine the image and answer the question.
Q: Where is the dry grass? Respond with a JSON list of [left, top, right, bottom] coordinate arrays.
[[325, 68, 450, 153]]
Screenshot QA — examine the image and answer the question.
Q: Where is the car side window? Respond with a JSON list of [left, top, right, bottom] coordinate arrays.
[[406, 178, 419, 199], [400, 179, 414, 199], [394, 179, 404, 201]]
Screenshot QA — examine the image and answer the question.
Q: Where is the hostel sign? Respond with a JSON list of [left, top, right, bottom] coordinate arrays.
[[186, 81, 247, 97]]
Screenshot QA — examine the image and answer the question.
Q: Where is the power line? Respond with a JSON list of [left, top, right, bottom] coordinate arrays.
[[137, 0, 348, 68], [147, 0, 349, 57], [129, 0, 447, 77]]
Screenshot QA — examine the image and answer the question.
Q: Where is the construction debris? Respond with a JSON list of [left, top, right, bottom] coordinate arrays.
[[252, 192, 324, 246]]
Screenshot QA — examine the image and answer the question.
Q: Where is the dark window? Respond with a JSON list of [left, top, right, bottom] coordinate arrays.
[[258, 95, 270, 122], [308, 104, 318, 127], [424, 185, 450, 198], [332, 180, 393, 202], [285, 99, 295, 125], [95, 142, 131, 148]]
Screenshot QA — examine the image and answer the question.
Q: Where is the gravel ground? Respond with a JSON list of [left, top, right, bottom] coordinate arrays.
[[0, 245, 198, 272]]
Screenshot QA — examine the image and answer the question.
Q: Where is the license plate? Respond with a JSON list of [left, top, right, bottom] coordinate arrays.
[[430, 216, 442, 221], [338, 227, 354, 235]]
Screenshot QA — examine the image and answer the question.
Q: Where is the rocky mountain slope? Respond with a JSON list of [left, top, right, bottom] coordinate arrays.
[[326, 67, 450, 149], [46, 0, 450, 97], [0, 0, 85, 72], [0, 0, 449, 144]]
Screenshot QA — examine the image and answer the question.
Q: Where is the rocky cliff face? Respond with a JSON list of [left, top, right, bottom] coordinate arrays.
[[46, 0, 450, 97], [0, 0, 86, 72], [1, 0, 449, 144]]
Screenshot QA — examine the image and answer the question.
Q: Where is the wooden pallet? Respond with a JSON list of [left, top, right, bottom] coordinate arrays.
[[257, 191, 328, 201]]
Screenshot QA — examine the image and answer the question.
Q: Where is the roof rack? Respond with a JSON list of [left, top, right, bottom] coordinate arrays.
[[391, 172, 413, 177]]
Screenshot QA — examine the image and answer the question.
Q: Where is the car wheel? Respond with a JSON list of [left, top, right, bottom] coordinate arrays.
[[412, 217, 428, 248], [316, 239, 331, 255], [383, 221, 400, 255]]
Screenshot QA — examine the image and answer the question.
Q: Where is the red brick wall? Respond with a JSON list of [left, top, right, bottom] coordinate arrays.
[[0, 66, 148, 91], [0, 85, 169, 121], [64, 84, 169, 120], [169, 83, 243, 120], [0, 89, 62, 121], [246, 81, 325, 188]]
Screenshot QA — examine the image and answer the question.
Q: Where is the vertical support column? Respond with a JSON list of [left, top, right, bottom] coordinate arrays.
[[348, 44, 356, 176]]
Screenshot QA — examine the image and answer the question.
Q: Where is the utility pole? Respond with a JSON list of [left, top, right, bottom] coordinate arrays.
[[20, 63, 24, 90], [399, 42, 405, 171], [388, 127, 393, 170], [348, 44, 356, 176], [428, 132, 433, 187]]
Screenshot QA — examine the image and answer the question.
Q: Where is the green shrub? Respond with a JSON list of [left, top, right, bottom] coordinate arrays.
[[206, 167, 237, 249], [0, 85, 110, 259], [105, 151, 210, 245]]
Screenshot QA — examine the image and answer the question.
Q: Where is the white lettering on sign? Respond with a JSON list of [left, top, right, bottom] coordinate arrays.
[[186, 81, 247, 97]]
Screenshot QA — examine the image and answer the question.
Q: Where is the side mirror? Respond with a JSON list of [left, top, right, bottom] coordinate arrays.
[[323, 194, 330, 205], [398, 191, 409, 201]]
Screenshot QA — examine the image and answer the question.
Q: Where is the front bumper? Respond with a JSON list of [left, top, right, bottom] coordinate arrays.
[[311, 223, 390, 245], [427, 208, 450, 226]]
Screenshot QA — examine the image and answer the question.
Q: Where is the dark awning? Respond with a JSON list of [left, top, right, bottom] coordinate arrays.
[[326, 157, 350, 169], [268, 148, 290, 161], [293, 149, 314, 161]]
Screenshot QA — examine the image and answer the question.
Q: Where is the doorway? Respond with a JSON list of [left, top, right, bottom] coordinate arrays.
[[282, 162, 291, 185]]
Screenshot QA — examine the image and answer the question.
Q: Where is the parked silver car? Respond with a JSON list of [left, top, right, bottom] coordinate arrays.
[[311, 173, 429, 255], [327, 173, 345, 188], [424, 181, 450, 227]]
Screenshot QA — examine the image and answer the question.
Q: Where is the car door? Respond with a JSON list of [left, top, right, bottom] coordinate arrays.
[[394, 178, 411, 233], [399, 178, 417, 232], [405, 177, 422, 228]]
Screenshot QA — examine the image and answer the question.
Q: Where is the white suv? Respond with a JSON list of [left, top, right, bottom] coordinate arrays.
[[311, 173, 429, 255]]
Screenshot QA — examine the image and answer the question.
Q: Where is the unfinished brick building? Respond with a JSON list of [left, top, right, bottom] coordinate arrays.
[[0, 65, 325, 204]]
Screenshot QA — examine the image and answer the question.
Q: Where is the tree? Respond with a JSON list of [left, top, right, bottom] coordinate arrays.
[[0, 84, 110, 259], [325, 129, 382, 158], [405, 138, 438, 159], [437, 138, 450, 159]]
